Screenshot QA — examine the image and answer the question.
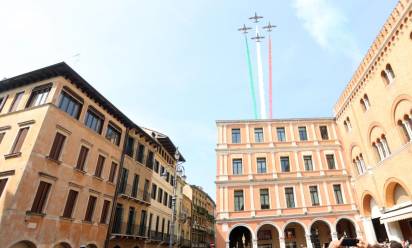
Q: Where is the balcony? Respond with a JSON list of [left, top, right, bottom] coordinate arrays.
[[111, 222, 148, 240], [179, 239, 191, 248], [118, 184, 150, 205]]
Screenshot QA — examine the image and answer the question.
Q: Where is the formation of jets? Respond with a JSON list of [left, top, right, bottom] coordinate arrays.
[[238, 12, 276, 41]]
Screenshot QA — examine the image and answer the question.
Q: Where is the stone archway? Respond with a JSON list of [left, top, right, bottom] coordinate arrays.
[[284, 222, 307, 248], [53, 242, 71, 248], [10, 241, 37, 248], [310, 220, 332, 248], [257, 224, 280, 248], [336, 218, 357, 239], [229, 226, 253, 248], [86, 244, 98, 248]]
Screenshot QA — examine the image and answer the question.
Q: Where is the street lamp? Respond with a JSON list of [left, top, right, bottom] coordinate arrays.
[[162, 148, 185, 248]]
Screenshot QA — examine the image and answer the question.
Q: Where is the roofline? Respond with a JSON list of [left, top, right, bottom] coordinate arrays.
[[216, 117, 335, 124], [191, 185, 216, 206]]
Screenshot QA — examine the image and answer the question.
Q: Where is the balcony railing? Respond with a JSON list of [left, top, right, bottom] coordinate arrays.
[[118, 184, 150, 205], [111, 222, 147, 239]]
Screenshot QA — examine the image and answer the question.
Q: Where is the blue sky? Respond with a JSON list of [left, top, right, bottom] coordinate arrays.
[[0, 0, 398, 199]]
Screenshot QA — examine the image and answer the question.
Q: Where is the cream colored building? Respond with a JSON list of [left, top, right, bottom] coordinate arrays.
[[215, 119, 361, 248], [334, 0, 412, 243]]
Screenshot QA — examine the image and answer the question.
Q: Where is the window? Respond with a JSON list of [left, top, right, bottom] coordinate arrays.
[[234, 190, 244, 211], [136, 144, 145, 163], [8, 91, 24, 112], [140, 210, 148, 236], [158, 188, 163, 203], [280, 156, 290, 172], [0, 95, 8, 113], [26, 84, 51, 108], [333, 185, 344, 204], [118, 168, 128, 194], [112, 203, 123, 233], [125, 136, 134, 157], [108, 162, 118, 183], [257, 158, 267, 173], [303, 155, 313, 171], [168, 195, 172, 208], [84, 108, 104, 134], [58, 90, 82, 119], [232, 128, 241, 144], [353, 154, 367, 175], [62, 189, 78, 218], [381, 63, 395, 85], [254, 128, 264, 143], [360, 94, 371, 111], [105, 123, 121, 146], [163, 192, 168, 206], [398, 117, 412, 142], [154, 160, 159, 173], [31, 181, 52, 214], [326, 154, 336, 169], [319, 126, 329, 140], [345, 117, 352, 132], [94, 155, 105, 178], [76, 146, 89, 171], [84, 195, 97, 222], [131, 174, 139, 198], [151, 184, 157, 199], [232, 159, 243, 175], [285, 187, 295, 208], [0, 178, 8, 198], [48, 132, 66, 161], [100, 200, 111, 224], [143, 179, 150, 201], [126, 207, 136, 234], [298, 126, 308, 141], [309, 186, 320, 206], [277, 127, 286, 142], [146, 151, 154, 169], [260, 188, 270, 209], [373, 136, 391, 161], [10, 127, 29, 155]]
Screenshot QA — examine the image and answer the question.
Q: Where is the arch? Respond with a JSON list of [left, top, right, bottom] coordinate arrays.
[[256, 223, 281, 248], [383, 178, 412, 208], [310, 218, 334, 233], [360, 191, 381, 217], [283, 221, 308, 248], [334, 217, 359, 239], [229, 225, 253, 248], [282, 219, 309, 234], [114, 246, 121, 248], [390, 94, 412, 126], [368, 124, 386, 145], [9, 241, 37, 248], [310, 219, 333, 248], [227, 223, 256, 241], [350, 145, 362, 160], [53, 242, 72, 248], [255, 221, 281, 235], [86, 244, 98, 248]]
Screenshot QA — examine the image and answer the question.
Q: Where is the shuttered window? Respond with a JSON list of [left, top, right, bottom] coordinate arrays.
[[31, 181, 52, 213], [0, 178, 8, 198], [48, 133, 66, 161], [76, 146, 89, 171], [62, 190, 78, 218], [84, 195, 97, 222], [108, 162, 118, 183], [100, 200, 110, 224], [8, 91, 24, 112], [0, 132, 5, 144], [10, 127, 29, 154], [94, 155, 105, 178]]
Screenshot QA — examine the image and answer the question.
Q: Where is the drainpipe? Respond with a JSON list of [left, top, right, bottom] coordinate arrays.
[[104, 127, 130, 248]]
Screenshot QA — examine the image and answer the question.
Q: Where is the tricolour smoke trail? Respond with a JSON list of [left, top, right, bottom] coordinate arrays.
[[268, 34, 273, 119], [245, 35, 258, 119], [255, 27, 267, 119]]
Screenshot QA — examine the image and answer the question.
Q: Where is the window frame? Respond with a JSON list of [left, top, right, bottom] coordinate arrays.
[[319, 125, 329, 140], [256, 157, 267, 173], [276, 127, 286, 142], [58, 88, 83, 119], [8, 91, 24, 113], [25, 83, 52, 108], [303, 155, 313, 171], [48, 131, 67, 162], [254, 128, 264, 143], [298, 126, 308, 141], [234, 190, 244, 211], [284, 187, 295, 208], [326, 154, 336, 169], [232, 158, 243, 175], [84, 107, 104, 134], [333, 184, 344, 204], [105, 122, 122, 146], [260, 188, 270, 209], [280, 156, 290, 172], [231, 128, 241, 144], [309, 185, 320, 206]]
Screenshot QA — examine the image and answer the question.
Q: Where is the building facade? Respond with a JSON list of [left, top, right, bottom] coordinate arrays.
[[215, 119, 361, 248], [0, 63, 130, 248], [334, 0, 412, 244], [191, 185, 216, 248]]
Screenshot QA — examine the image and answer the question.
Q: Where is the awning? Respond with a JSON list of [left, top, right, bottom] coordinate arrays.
[[380, 204, 412, 224]]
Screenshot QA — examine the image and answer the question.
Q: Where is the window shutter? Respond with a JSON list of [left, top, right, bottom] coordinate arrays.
[[100, 200, 110, 223], [62, 190, 78, 218], [11, 127, 29, 154], [49, 133, 66, 161], [85, 195, 97, 221], [0, 132, 5, 144], [0, 178, 8, 197], [76, 146, 89, 170], [95, 155, 105, 177], [31, 181, 51, 213], [109, 162, 117, 182]]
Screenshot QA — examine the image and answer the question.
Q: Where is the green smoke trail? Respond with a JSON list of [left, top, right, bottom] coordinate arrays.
[[245, 35, 258, 119]]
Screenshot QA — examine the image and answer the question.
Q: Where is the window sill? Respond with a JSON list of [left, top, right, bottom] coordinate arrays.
[[26, 211, 46, 217], [46, 156, 62, 165], [59, 216, 75, 221], [93, 175, 103, 181], [4, 152, 22, 159], [74, 168, 86, 174]]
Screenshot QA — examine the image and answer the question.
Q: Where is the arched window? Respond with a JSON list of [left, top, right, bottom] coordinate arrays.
[[363, 94, 370, 110], [397, 115, 412, 143], [353, 153, 367, 175], [346, 117, 352, 131], [381, 64, 395, 85], [372, 135, 391, 161], [343, 121, 348, 132]]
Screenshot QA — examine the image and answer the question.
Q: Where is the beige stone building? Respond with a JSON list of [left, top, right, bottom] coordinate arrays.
[[334, 0, 412, 243], [0, 63, 129, 248], [191, 185, 216, 248], [215, 119, 360, 248]]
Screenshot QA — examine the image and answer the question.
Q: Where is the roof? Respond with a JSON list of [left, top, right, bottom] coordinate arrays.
[[191, 185, 216, 206], [216, 117, 335, 124], [0, 62, 175, 155], [142, 127, 186, 162]]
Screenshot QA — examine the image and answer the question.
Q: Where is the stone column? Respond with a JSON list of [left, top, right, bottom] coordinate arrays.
[[306, 234, 314, 248], [384, 221, 403, 242], [331, 232, 338, 239], [252, 239, 258, 248], [226, 241, 230, 248], [280, 236, 286, 248]]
